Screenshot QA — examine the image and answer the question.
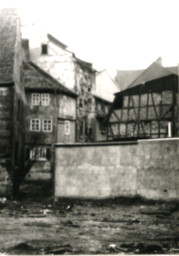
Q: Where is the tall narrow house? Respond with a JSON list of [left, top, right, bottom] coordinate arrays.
[[0, 9, 26, 196], [23, 61, 77, 181]]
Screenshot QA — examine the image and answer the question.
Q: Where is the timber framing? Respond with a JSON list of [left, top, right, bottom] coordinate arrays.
[[107, 74, 179, 140]]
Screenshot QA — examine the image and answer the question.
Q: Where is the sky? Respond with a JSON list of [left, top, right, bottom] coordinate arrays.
[[1, 0, 179, 77]]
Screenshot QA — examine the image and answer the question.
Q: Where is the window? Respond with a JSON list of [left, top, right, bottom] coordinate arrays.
[[41, 94, 50, 106], [98, 103, 101, 111], [31, 93, 50, 106], [88, 98, 92, 104], [42, 119, 53, 132], [41, 44, 48, 54], [99, 121, 106, 134], [31, 93, 40, 105], [64, 120, 70, 135], [0, 88, 8, 96], [30, 119, 53, 132], [105, 105, 109, 114], [30, 147, 47, 161], [30, 119, 41, 131]]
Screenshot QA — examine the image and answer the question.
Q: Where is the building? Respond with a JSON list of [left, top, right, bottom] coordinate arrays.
[[93, 95, 112, 141], [0, 9, 26, 196], [93, 69, 119, 102], [115, 69, 144, 91], [23, 61, 77, 180], [21, 25, 116, 142], [75, 58, 96, 142], [107, 60, 179, 140], [91, 70, 119, 141], [21, 26, 96, 142]]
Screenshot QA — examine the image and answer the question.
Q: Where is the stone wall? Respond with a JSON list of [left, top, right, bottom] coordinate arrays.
[[136, 139, 179, 200], [54, 138, 179, 201]]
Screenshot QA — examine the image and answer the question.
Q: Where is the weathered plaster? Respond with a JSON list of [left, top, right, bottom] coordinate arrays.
[[54, 139, 179, 201]]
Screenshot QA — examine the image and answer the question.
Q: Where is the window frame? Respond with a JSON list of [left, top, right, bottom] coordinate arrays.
[[30, 147, 47, 161], [31, 93, 40, 106], [64, 120, 70, 135], [42, 119, 53, 132], [30, 119, 41, 132], [41, 93, 50, 106], [0, 87, 8, 96]]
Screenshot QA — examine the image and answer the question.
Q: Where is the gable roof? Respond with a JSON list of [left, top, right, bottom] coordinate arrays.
[[96, 69, 119, 86], [47, 34, 67, 50], [76, 57, 96, 72], [0, 8, 19, 83], [93, 69, 119, 102], [92, 94, 112, 104], [127, 62, 178, 88], [127, 62, 175, 89], [115, 64, 178, 91], [23, 61, 78, 97], [167, 66, 178, 75], [115, 69, 144, 91]]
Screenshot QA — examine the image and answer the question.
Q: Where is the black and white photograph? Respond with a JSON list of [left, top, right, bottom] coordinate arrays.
[[0, 0, 179, 254]]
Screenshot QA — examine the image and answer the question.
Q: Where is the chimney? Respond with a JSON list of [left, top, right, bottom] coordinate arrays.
[[155, 57, 162, 66], [22, 39, 30, 61]]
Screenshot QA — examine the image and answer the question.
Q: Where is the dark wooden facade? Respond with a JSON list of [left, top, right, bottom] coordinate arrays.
[[107, 74, 179, 140], [0, 9, 26, 196]]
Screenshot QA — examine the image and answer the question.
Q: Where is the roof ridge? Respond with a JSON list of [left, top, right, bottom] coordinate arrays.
[[117, 68, 144, 72], [127, 61, 173, 89]]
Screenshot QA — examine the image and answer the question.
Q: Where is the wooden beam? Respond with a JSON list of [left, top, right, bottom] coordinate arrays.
[[137, 93, 141, 137], [151, 92, 159, 120], [158, 92, 162, 138], [113, 110, 120, 121], [146, 92, 149, 120], [131, 96, 137, 120], [172, 90, 176, 136]]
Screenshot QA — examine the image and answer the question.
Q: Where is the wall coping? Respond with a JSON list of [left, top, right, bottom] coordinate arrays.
[[54, 137, 179, 148], [54, 141, 138, 147], [138, 137, 179, 142]]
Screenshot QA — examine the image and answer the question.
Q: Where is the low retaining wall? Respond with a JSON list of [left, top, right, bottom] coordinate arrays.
[[54, 138, 179, 201]]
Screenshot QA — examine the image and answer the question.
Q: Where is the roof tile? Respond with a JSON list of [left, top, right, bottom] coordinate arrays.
[[0, 8, 19, 83]]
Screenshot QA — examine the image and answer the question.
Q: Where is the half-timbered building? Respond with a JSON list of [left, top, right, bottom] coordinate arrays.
[[23, 61, 77, 180], [107, 61, 179, 140]]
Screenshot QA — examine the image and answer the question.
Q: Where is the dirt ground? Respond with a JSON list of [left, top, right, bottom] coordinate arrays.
[[0, 181, 179, 255]]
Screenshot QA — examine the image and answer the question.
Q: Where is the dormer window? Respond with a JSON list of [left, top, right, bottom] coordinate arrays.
[[41, 44, 48, 54]]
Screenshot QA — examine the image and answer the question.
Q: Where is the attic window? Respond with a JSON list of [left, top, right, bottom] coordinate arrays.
[[41, 44, 48, 54]]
